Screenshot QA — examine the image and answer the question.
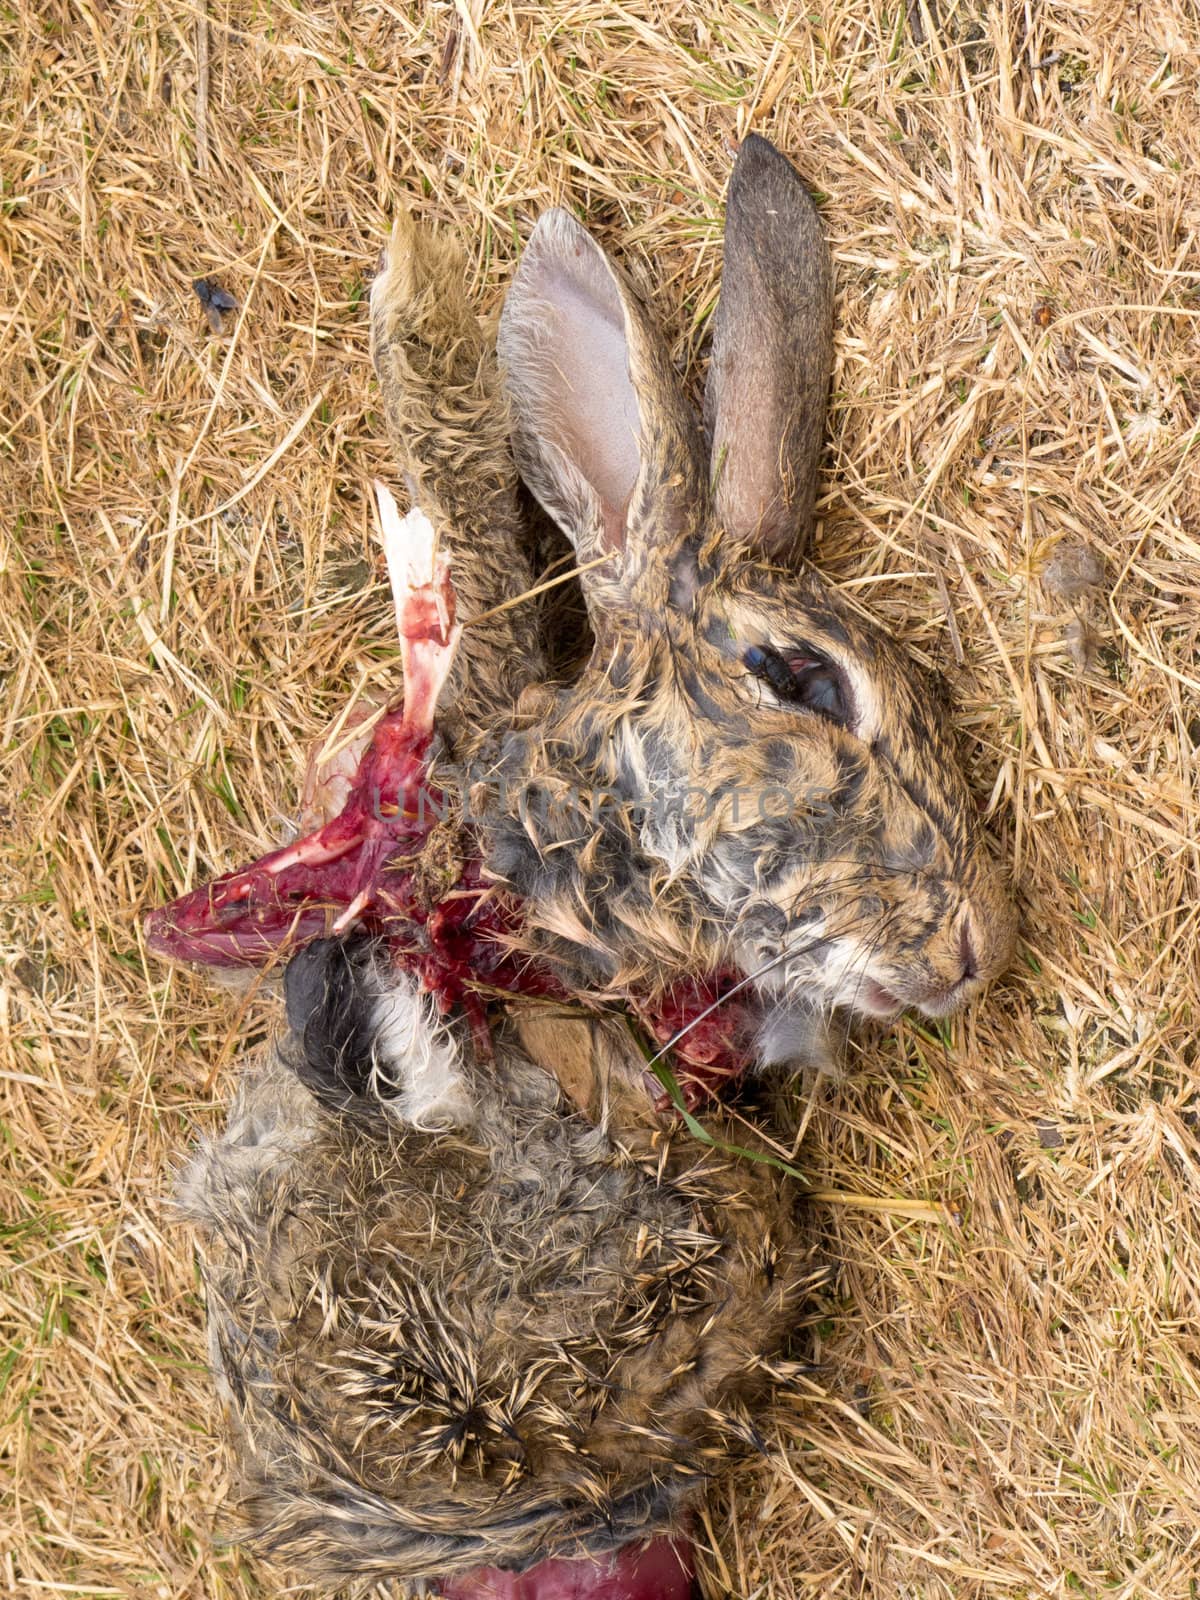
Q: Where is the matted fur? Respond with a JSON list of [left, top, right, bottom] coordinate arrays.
[[370, 213, 546, 729], [180, 1001, 810, 1584]]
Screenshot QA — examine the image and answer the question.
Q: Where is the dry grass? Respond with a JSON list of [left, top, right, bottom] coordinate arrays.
[[3, 1, 1199, 1595]]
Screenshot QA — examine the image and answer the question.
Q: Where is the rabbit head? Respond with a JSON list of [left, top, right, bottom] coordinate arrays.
[[486, 134, 1016, 1040]]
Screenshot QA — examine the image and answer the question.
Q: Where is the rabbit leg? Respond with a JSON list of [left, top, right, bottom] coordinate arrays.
[[370, 212, 545, 733]]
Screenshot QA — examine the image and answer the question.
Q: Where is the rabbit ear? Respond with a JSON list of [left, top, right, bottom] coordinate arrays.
[[705, 135, 834, 565], [498, 209, 704, 612]]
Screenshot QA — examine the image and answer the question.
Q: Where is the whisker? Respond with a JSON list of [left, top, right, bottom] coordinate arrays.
[[780, 860, 898, 921], [644, 943, 817, 1069]]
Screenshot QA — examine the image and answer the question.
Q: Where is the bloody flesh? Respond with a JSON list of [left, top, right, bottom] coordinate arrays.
[[435, 1536, 695, 1600]]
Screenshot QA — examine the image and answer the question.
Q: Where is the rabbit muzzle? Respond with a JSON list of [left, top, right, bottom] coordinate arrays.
[[729, 819, 1017, 1030]]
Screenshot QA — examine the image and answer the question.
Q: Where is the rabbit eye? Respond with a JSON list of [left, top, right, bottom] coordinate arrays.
[[744, 645, 855, 729]]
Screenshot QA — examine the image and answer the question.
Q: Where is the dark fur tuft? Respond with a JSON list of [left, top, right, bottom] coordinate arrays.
[[283, 937, 385, 1112]]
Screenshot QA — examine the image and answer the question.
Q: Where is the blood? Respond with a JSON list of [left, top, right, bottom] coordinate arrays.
[[144, 713, 754, 1106], [435, 1537, 695, 1600]]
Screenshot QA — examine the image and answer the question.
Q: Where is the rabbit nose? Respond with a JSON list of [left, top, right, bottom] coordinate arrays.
[[958, 921, 978, 984], [955, 889, 1017, 989]]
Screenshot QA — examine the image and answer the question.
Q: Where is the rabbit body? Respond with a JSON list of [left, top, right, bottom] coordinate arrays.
[[180, 944, 807, 1586], [169, 134, 1017, 1593]]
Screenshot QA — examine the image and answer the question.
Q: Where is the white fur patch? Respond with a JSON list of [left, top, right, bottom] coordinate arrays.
[[370, 974, 475, 1130], [755, 1001, 836, 1075], [815, 934, 900, 1019], [841, 659, 882, 746]]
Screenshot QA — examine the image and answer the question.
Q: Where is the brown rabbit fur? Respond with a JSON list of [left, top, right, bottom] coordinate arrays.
[[178, 135, 1016, 1591], [369, 212, 546, 728], [181, 981, 810, 1587]]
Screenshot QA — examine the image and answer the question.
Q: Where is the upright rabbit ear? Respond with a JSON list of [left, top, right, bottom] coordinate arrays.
[[705, 135, 834, 565], [498, 210, 705, 616]]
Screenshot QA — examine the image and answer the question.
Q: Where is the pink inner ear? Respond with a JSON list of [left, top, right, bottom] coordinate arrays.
[[500, 210, 641, 553], [545, 265, 640, 536]]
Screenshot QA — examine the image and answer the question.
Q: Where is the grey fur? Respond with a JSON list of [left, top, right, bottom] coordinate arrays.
[[181, 1013, 809, 1585]]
